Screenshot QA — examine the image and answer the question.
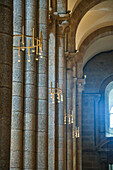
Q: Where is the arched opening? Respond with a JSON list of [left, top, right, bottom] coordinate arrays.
[[105, 81, 113, 137]]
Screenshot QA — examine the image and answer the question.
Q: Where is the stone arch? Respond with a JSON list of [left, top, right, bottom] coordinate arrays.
[[68, 0, 107, 52], [77, 26, 113, 68]]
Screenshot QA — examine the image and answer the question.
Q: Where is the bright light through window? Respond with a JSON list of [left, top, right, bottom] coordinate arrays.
[[110, 107, 113, 113], [110, 107, 113, 128], [110, 114, 113, 128]]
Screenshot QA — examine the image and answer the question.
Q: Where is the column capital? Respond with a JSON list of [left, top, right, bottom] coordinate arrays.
[[57, 15, 70, 34], [77, 79, 86, 92], [65, 51, 78, 63]]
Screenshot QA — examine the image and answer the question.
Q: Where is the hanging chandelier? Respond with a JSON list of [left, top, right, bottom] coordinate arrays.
[[72, 126, 80, 138], [13, 26, 43, 62], [49, 82, 63, 103], [64, 111, 73, 125]]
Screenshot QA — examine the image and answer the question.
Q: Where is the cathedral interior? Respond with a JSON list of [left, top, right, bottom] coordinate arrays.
[[0, 0, 113, 169]]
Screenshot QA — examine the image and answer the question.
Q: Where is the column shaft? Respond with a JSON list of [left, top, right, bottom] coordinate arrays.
[[66, 61, 73, 170], [48, 20, 56, 169], [76, 91, 82, 170], [36, 0, 49, 169], [72, 77, 77, 170], [0, 1, 13, 169], [56, 24, 64, 170], [76, 80, 85, 170], [23, 0, 36, 169], [10, 0, 24, 169], [64, 56, 67, 170]]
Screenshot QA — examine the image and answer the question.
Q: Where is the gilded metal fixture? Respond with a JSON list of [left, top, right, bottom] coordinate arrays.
[[72, 126, 80, 138], [49, 82, 63, 103], [64, 111, 73, 125], [13, 26, 43, 62]]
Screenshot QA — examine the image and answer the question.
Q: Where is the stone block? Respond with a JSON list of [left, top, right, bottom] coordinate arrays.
[[10, 130, 22, 151], [38, 114, 48, 131], [23, 131, 35, 152], [12, 96, 23, 112], [37, 152, 47, 169], [24, 97, 35, 114], [11, 112, 23, 130], [38, 99, 47, 114], [37, 132, 48, 152], [24, 84, 36, 98], [24, 113, 35, 130], [23, 151, 35, 169], [38, 86, 47, 100], [12, 82, 23, 96], [25, 71, 36, 85]]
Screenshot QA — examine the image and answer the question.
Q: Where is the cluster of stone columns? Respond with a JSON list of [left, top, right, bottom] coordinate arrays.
[[48, 21, 56, 169], [0, 0, 86, 169], [0, 0, 13, 169], [10, 0, 49, 169]]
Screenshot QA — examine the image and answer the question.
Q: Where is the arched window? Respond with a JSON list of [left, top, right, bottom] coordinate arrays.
[[105, 81, 113, 137], [109, 89, 113, 128]]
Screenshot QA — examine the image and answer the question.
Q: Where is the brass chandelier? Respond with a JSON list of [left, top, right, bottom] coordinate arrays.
[[49, 82, 63, 103], [72, 126, 80, 138], [64, 111, 73, 125], [13, 26, 43, 62]]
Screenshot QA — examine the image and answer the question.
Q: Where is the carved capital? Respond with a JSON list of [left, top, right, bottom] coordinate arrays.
[[57, 14, 70, 34], [77, 79, 86, 92]]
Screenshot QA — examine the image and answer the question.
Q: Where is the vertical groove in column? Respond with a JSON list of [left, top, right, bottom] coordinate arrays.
[[64, 56, 67, 170], [72, 70, 77, 170], [76, 79, 84, 170], [48, 21, 56, 170], [0, 1, 13, 169], [10, 0, 24, 169], [76, 90, 82, 170], [36, 0, 49, 169], [66, 61, 73, 170], [23, 0, 36, 169], [57, 0, 67, 13], [56, 25, 64, 170]]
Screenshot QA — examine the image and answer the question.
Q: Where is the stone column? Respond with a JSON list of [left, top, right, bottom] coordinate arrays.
[[48, 19, 56, 169], [66, 57, 73, 170], [10, 0, 24, 169], [23, 0, 36, 169], [0, 1, 13, 169], [36, 0, 49, 169], [76, 79, 85, 170], [56, 21, 65, 170]]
